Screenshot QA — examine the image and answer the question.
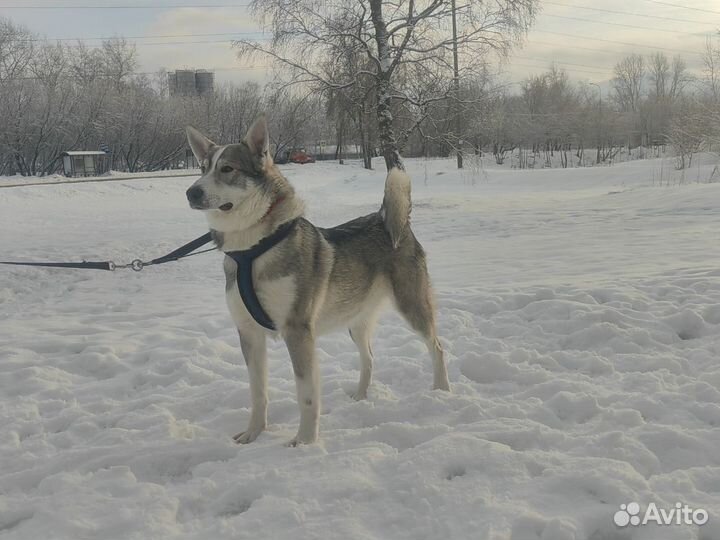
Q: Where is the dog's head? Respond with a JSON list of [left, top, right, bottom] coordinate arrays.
[[185, 116, 274, 230]]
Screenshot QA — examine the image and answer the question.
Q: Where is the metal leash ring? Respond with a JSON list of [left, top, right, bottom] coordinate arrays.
[[113, 259, 145, 271]]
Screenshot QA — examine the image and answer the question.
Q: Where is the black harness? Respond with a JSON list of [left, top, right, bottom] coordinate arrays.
[[224, 218, 299, 331]]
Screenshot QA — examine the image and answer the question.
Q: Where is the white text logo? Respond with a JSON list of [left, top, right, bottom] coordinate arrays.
[[614, 502, 709, 527]]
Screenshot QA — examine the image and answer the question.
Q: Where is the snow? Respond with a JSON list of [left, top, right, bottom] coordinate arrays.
[[0, 168, 199, 188], [2, 156, 720, 540]]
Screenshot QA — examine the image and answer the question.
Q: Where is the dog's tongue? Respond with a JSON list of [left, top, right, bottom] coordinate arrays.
[[219, 203, 233, 211]]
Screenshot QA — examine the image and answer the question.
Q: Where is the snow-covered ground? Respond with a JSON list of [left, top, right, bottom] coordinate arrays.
[[0, 168, 198, 188], [1, 156, 720, 540]]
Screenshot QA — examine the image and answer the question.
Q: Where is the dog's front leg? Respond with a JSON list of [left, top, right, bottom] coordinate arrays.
[[285, 324, 320, 445], [233, 328, 268, 444]]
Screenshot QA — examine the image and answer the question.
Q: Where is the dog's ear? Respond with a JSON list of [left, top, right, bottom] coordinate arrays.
[[186, 126, 216, 164], [244, 115, 269, 157]]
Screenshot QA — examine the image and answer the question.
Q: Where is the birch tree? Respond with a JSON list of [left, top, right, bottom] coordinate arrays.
[[236, 0, 537, 170]]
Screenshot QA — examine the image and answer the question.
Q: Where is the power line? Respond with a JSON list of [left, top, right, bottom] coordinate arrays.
[[31, 22, 696, 52], [16, 28, 706, 60], [533, 30, 703, 56], [0, 7, 706, 82], [55, 38, 270, 47], [4, 0, 717, 16], [514, 55, 612, 73], [528, 38, 704, 61], [0, 3, 249, 8], [17, 15, 710, 46], [0, 64, 272, 82], [501, 111, 627, 117], [640, 0, 720, 15], [543, 1, 714, 25], [542, 13, 708, 36], [9, 0, 716, 16], [510, 62, 610, 76], [530, 39, 636, 56], [21, 32, 268, 42]]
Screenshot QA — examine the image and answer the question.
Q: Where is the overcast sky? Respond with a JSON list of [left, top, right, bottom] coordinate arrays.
[[2, 0, 718, 90]]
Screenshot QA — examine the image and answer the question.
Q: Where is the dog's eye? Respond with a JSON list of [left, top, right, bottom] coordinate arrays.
[[220, 165, 233, 173]]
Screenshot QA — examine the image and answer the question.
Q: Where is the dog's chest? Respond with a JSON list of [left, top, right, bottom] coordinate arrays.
[[223, 255, 296, 331]]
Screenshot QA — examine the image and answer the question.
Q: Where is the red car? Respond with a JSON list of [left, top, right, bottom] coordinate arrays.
[[288, 149, 316, 164]]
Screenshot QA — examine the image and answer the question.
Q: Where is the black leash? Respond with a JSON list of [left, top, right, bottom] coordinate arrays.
[[0, 232, 215, 272]]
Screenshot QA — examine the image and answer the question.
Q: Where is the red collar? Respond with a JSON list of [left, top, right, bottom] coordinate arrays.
[[261, 196, 285, 221]]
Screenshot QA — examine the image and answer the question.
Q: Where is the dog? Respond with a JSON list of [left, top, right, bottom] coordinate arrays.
[[185, 116, 450, 446]]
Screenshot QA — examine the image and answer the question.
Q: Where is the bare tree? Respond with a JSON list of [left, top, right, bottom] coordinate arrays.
[[613, 54, 644, 113], [648, 52, 669, 100], [265, 86, 320, 161], [703, 36, 720, 101], [0, 17, 34, 80], [236, 0, 537, 170], [668, 98, 706, 170], [319, 27, 377, 168], [212, 82, 264, 144], [0, 18, 35, 174], [669, 55, 691, 99], [101, 38, 137, 89], [642, 53, 684, 149]]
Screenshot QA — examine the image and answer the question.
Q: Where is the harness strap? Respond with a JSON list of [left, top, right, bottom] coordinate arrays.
[[147, 232, 214, 266], [225, 218, 299, 331]]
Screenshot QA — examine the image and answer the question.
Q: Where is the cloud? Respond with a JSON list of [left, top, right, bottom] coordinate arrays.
[[503, 0, 713, 85], [137, 7, 271, 85]]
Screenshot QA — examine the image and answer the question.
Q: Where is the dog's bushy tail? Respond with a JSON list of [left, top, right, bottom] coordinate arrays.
[[381, 167, 412, 249]]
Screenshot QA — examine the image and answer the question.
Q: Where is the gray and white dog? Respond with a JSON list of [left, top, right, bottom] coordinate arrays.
[[185, 116, 450, 446]]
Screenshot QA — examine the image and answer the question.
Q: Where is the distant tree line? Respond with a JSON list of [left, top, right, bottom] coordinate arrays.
[[457, 44, 720, 170], [2, 12, 720, 176], [0, 17, 325, 176]]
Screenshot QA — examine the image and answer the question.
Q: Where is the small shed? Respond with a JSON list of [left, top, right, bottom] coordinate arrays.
[[61, 151, 110, 177]]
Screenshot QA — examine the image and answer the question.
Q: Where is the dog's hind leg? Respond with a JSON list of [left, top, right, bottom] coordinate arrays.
[[391, 261, 451, 392], [349, 321, 375, 400], [234, 329, 268, 444], [285, 323, 320, 445]]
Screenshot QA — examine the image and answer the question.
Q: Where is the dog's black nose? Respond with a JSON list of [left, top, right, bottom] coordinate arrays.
[[186, 186, 204, 204]]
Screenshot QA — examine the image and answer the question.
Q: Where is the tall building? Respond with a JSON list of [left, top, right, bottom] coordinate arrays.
[[168, 69, 215, 97], [195, 70, 215, 95]]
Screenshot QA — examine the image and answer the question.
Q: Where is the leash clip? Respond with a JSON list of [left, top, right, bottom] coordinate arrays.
[[114, 259, 145, 271], [108, 261, 117, 271]]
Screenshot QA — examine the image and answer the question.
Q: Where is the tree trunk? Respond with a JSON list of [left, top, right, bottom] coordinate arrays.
[[376, 77, 402, 170], [336, 114, 345, 165], [358, 111, 372, 170], [369, 0, 404, 171], [451, 0, 463, 169]]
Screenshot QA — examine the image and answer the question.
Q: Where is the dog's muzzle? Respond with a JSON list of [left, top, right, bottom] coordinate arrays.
[[186, 186, 205, 208]]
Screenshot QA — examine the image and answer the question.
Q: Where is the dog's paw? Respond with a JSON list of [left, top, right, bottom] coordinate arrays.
[[233, 428, 264, 444], [285, 438, 301, 448], [285, 434, 318, 447], [350, 390, 368, 401]]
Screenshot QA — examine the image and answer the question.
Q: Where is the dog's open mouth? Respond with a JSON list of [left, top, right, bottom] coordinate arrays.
[[219, 203, 234, 211]]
